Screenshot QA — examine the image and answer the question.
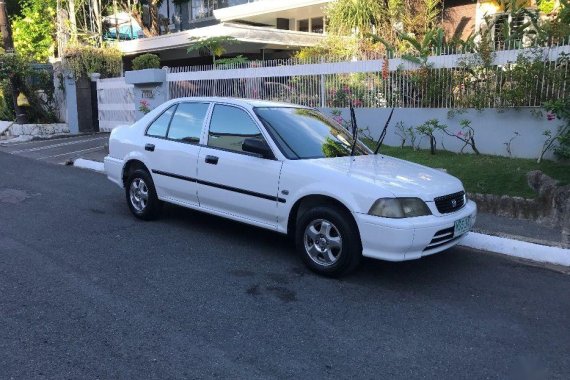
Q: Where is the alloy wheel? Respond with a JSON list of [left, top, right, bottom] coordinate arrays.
[[303, 218, 343, 267]]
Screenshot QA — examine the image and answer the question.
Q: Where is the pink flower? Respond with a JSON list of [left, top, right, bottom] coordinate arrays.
[[456, 131, 464, 137], [547, 113, 556, 121]]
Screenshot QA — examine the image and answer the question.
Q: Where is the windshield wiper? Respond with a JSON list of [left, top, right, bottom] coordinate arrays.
[[373, 107, 395, 154], [349, 101, 358, 156]]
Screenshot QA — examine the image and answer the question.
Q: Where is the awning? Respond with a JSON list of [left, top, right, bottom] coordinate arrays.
[[116, 22, 325, 56]]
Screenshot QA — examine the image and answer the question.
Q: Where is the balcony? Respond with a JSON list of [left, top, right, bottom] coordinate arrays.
[[190, 0, 264, 22], [213, 0, 330, 32]]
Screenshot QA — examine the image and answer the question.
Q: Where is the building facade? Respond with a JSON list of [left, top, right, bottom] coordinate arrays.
[[119, 0, 330, 67], [119, 0, 546, 68]]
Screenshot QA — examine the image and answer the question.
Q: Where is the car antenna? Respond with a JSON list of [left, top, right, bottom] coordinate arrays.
[[349, 100, 358, 156], [373, 107, 395, 154]]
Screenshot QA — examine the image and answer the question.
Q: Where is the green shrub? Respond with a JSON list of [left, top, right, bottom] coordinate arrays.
[[0, 53, 57, 123], [132, 53, 161, 71], [63, 46, 122, 79]]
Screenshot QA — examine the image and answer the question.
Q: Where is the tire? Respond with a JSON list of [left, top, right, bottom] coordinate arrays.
[[125, 169, 161, 220], [295, 205, 361, 277]]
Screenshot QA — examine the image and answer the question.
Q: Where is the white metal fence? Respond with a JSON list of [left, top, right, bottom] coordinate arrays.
[[96, 77, 136, 132], [167, 44, 570, 109], [94, 42, 570, 131]]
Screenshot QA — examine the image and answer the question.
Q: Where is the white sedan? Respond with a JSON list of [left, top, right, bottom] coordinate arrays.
[[105, 97, 476, 276]]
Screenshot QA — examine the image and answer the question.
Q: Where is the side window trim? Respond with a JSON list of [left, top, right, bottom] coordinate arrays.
[[163, 104, 179, 138], [145, 103, 178, 138], [206, 102, 276, 159]]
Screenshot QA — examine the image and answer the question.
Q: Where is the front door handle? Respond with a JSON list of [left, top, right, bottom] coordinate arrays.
[[145, 143, 155, 152], [205, 155, 219, 165]]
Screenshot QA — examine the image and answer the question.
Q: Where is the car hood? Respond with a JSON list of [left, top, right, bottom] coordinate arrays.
[[304, 154, 464, 201]]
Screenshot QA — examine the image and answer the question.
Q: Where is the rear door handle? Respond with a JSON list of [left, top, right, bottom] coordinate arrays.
[[145, 143, 155, 152], [205, 155, 219, 165]]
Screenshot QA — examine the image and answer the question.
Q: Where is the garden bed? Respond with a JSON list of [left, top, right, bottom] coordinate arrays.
[[370, 144, 570, 198]]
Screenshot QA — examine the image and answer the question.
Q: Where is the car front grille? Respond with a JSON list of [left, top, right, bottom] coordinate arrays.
[[434, 191, 465, 214], [423, 227, 456, 251]]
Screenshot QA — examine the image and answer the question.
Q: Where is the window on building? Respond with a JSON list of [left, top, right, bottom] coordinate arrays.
[[493, 13, 527, 49], [190, 0, 253, 21], [191, 0, 214, 20], [298, 19, 309, 33], [311, 17, 324, 34]]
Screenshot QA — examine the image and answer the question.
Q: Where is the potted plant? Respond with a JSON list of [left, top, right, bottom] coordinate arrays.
[[125, 53, 166, 84]]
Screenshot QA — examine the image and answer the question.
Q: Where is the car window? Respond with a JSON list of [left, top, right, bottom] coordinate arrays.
[[167, 102, 209, 144], [207, 104, 265, 153], [254, 107, 369, 159], [146, 105, 176, 138]]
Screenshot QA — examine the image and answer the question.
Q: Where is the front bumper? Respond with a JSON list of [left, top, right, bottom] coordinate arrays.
[[104, 155, 124, 188], [354, 200, 477, 262]]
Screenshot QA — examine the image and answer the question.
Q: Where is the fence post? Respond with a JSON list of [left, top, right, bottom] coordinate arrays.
[[163, 66, 170, 101], [125, 68, 169, 121], [64, 71, 79, 134], [90, 73, 101, 132], [319, 57, 326, 108], [320, 74, 326, 108]]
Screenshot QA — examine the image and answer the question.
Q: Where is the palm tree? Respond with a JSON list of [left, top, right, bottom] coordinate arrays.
[[187, 36, 239, 67]]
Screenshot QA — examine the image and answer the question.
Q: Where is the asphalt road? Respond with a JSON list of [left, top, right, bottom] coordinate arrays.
[[1, 152, 569, 379], [0, 134, 108, 164]]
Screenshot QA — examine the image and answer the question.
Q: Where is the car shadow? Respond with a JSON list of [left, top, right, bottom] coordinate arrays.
[[160, 203, 293, 251], [157, 203, 475, 289]]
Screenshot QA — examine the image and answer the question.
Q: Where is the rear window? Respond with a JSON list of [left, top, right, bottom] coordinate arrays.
[[146, 105, 176, 138]]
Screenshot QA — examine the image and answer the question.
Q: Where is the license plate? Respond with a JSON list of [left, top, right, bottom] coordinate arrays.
[[454, 216, 471, 236]]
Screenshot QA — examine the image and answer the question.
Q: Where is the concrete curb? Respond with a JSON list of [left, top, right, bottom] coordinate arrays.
[[73, 158, 104, 173], [460, 232, 570, 267], [71, 159, 570, 267], [0, 121, 14, 136]]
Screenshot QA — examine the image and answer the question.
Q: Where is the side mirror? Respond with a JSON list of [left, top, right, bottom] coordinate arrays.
[[242, 138, 273, 159]]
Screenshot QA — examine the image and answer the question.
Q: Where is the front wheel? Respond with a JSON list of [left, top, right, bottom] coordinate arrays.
[[295, 206, 361, 277], [125, 169, 161, 220]]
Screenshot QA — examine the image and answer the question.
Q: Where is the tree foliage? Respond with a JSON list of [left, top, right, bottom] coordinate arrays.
[[302, 0, 444, 59], [0, 53, 58, 122], [63, 45, 122, 79], [11, 0, 57, 62], [325, 0, 384, 39]]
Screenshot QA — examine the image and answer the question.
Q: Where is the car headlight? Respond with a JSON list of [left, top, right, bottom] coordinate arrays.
[[368, 198, 432, 218]]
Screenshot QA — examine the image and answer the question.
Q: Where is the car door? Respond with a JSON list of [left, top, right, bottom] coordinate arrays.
[[144, 102, 210, 206], [197, 103, 283, 228]]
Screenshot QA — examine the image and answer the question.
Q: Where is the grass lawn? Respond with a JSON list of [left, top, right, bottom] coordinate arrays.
[[368, 144, 570, 198]]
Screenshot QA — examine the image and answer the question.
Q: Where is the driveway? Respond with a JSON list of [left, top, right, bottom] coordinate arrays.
[[0, 152, 569, 379]]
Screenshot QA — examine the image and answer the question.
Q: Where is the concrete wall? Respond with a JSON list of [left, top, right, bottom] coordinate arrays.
[[7, 123, 69, 137], [320, 107, 558, 160], [443, 0, 476, 40]]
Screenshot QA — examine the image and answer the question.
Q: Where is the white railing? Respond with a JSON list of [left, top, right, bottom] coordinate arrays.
[[167, 44, 570, 109], [96, 77, 136, 132]]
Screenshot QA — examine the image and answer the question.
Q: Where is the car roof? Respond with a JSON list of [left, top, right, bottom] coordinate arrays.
[[171, 97, 309, 109]]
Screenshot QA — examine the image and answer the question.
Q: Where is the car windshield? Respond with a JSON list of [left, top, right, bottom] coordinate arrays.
[[254, 107, 370, 160]]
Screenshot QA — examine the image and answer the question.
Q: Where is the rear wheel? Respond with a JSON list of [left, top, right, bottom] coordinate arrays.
[[125, 169, 161, 220], [295, 205, 361, 277]]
